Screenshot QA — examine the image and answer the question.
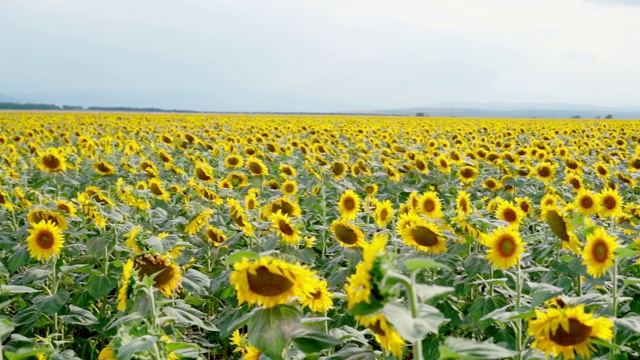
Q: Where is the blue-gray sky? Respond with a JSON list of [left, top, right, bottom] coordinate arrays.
[[1, 0, 640, 112]]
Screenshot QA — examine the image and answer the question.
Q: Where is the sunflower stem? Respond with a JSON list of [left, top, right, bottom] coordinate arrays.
[[389, 272, 424, 360], [515, 260, 523, 360]]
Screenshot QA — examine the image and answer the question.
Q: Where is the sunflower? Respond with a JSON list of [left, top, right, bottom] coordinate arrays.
[[281, 180, 298, 196], [98, 345, 117, 360], [124, 225, 144, 253], [338, 190, 360, 220], [246, 156, 268, 176], [55, 199, 77, 217], [27, 209, 68, 230], [495, 201, 524, 228], [598, 188, 624, 218], [484, 227, 524, 269], [482, 177, 501, 191], [204, 225, 227, 246], [456, 190, 473, 216], [300, 278, 333, 313], [94, 160, 116, 175], [406, 191, 420, 212], [37, 147, 67, 173], [364, 184, 378, 196], [245, 189, 259, 210], [84, 186, 115, 206], [184, 209, 215, 235], [628, 156, 640, 172], [418, 191, 443, 219], [224, 154, 244, 169], [344, 233, 387, 308], [278, 163, 297, 178], [457, 166, 479, 184], [373, 199, 394, 228], [148, 178, 170, 201], [229, 198, 255, 236], [542, 206, 582, 253], [270, 211, 300, 245], [534, 163, 555, 183], [229, 256, 314, 308], [528, 303, 613, 360], [514, 196, 532, 216], [330, 161, 348, 180], [26, 220, 65, 261], [401, 218, 447, 254], [413, 155, 429, 174], [262, 197, 302, 219], [573, 190, 600, 216], [156, 149, 173, 164], [133, 253, 182, 296], [194, 162, 215, 182], [117, 259, 135, 311], [540, 193, 560, 209], [0, 190, 14, 211], [581, 227, 618, 278], [356, 313, 405, 357], [593, 161, 610, 180], [330, 219, 366, 248]]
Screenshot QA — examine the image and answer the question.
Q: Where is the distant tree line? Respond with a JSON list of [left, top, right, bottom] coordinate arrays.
[[0, 102, 198, 113], [0, 102, 62, 110]]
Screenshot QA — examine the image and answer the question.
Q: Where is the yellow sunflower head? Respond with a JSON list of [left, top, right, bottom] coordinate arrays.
[[457, 166, 479, 184], [573, 190, 600, 216], [281, 180, 298, 196], [338, 190, 360, 221], [542, 205, 582, 253], [133, 253, 182, 296], [225, 154, 244, 169], [38, 147, 68, 173], [581, 227, 618, 278], [98, 345, 117, 360], [598, 188, 624, 218], [27, 209, 68, 230], [357, 313, 405, 357], [495, 201, 524, 228], [205, 225, 227, 246], [229, 256, 314, 308], [26, 220, 65, 261], [401, 218, 447, 254], [94, 160, 116, 176], [194, 162, 215, 182], [330, 219, 366, 248], [55, 199, 77, 217], [484, 226, 524, 269], [528, 303, 613, 360], [117, 259, 135, 311], [270, 211, 300, 245], [456, 190, 473, 216], [278, 163, 297, 178], [300, 278, 333, 313], [373, 199, 394, 228], [364, 184, 379, 196], [418, 191, 443, 219], [246, 156, 268, 176]]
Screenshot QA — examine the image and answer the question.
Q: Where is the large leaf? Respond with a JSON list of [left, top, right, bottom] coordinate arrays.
[[438, 337, 518, 359], [118, 335, 158, 360], [325, 345, 377, 360], [292, 329, 341, 354], [226, 251, 260, 266], [163, 304, 218, 331], [182, 268, 211, 295], [87, 274, 118, 299], [60, 305, 98, 325], [414, 284, 454, 302], [405, 257, 451, 272], [383, 302, 446, 342], [248, 305, 302, 359], [33, 290, 70, 315], [1, 285, 39, 294], [616, 316, 640, 333]]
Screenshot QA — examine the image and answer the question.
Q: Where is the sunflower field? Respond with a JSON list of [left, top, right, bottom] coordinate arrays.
[[2, 112, 640, 360]]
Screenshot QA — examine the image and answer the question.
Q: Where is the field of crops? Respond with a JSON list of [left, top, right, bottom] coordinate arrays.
[[1, 112, 640, 360]]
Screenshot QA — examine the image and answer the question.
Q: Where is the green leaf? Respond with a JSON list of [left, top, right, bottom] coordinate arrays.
[[87, 274, 118, 299], [293, 329, 341, 353], [383, 302, 446, 342], [163, 304, 218, 331], [4, 348, 52, 360], [348, 297, 384, 316], [6, 247, 30, 273], [182, 268, 211, 295], [615, 316, 640, 333], [617, 247, 640, 260], [59, 264, 89, 274], [60, 305, 98, 325], [86, 237, 108, 259], [438, 336, 518, 359], [0, 317, 15, 340], [325, 345, 377, 360], [1, 285, 39, 294], [225, 307, 261, 334], [226, 251, 260, 266], [118, 335, 158, 360], [405, 257, 450, 272], [414, 284, 454, 302], [33, 290, 70, 315], [248, 305, 302, 360]]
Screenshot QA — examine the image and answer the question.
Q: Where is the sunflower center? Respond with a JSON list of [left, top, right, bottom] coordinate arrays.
[[206, 229, 223, 243], [519, 202, 529, 213], [538, 167, 551, 178], [231, 211, 246, 227], [343, 197, 356, 211], [247, 266, 294, 296], [498, 235, 516, 256], [592, 240, 609, 263], [546, 211, 570, 242], [486, 180, 496, 188], [368, 320, 386, 336], [196, 168, 213, 181], [632, 159, 640, 169], [278, 220, 295, 236], [334, 225, 358, 244], [42, 154, 61, 169], [598, 166, 607, 175], [134, 255, 176, 289], [312, 290, 324, 299], [0, 193, 6, 204], [549, 319, 592, 346], [602, 196, 616, 210], [460, 199, 468, 212], [271, 202, 295, 217], [416, 160, 426, 171], [410, 226, 439, 247], [248, 162, 264, 175], [36, 231, 54, 249], [569, 178, 581, 190], [331, 163, 345, 176], [422, 200, 435, 213], [580, 196, 594, 209], [380, 208, 389, 221], [284, 184, 294, 193], [503, 209, 517, 223], [96, 162, 111, 173], [150, 183, 163, 196]]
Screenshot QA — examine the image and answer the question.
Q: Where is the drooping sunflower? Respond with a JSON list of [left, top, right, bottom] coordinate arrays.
[[98, 345, 117, 360], [542, 205, 582, 253], [84, 186, 115, 206], [262, 197, 302, 218], [330, 219, 366, 248], [37, 147, 67, 173], [573, 190, 600, 216], [372, 199, 394, 228], [581, 227, 618, 278], [194, 162, 215, 182], [456, 190, 473, 216], [133, 253, 182, 296], [270, 211, 300, 245], [117, 259, 135, 311], [358, 313, 405, 357], [598, 188, 624, 218], [184, 209, 215, 235], [204, 225, 227, 246], [401, 218, 447, 254], [338, 190, 360, 221], [94, 160, 116, 175], [330, 161, 348, 180], [148, 178, 170, 201], [628, 156, 640, 173], [528, 303, 613, 360], [226, 172, 250, 188], [344, 233, 387, 308], [26, 220, 65, 261], [495, 201, 524, 228], [246, 156, 269, 176], [278, 163, 297, 178], [55, 199, 77, 217], [418, 191, 443, 219], [124, 225, 144, 253], [281, 179, 298, 196], [300, 278, 333, 313], [229, 256, 314, 308], [484, 226, 524, 269], [229, 198, 255, 236]]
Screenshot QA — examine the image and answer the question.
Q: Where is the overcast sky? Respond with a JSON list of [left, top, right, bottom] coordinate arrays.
[[1, 0, 640, 112]]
